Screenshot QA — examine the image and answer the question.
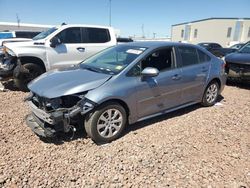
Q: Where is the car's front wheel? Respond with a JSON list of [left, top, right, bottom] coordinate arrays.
[[84, 102, 127, 144], [201, 81, 219, 106]]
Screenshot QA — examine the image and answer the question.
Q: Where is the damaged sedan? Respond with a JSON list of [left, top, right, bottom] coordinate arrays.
[[25, 42, 226, 143]]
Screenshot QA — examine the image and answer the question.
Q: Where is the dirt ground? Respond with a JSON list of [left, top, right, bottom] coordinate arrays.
[[0, 83, 249, 188]]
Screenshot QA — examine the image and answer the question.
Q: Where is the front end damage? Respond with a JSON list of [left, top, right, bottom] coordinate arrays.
[[225, 62, 250, 82], [25, 92, 96, 138], [0, 49, 17, 79]]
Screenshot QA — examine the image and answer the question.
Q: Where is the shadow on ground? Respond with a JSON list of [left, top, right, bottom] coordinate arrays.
[[227, 81, 250, 90]]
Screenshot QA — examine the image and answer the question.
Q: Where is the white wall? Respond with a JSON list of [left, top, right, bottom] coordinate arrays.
[[171, 19, 250, 47]]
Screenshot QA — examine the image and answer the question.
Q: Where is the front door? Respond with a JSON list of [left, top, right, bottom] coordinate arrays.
[[46, 27, 86, 70], [135, 47, 183, 119]]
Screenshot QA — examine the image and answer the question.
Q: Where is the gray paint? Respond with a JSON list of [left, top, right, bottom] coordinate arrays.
[[28, 41, 226, 124]]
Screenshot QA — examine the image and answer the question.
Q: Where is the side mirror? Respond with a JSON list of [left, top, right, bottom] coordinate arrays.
[[141, 67, 159, 77], [50, 37, 61, 48]]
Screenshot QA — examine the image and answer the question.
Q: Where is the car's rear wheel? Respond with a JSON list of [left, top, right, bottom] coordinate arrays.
[[84, 102, 127, 144], [13, 63, 44, 91], [201, 81, 219, 106]]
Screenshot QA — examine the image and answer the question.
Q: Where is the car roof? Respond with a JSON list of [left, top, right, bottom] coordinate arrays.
[[120, 41, 198, 48], [60, 24, 113, 30]]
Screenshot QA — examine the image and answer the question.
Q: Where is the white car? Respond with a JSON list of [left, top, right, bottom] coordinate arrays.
[[0, 24, 117, 90]]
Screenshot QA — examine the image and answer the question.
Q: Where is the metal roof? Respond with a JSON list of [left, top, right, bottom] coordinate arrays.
[[172, 17, 250, 27]]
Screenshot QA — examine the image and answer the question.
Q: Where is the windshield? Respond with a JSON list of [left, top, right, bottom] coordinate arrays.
[[80, 45, 147, 75], [0, 32, 14, 39], [238, 42, 250, 53], [32, 27, 57, 40]]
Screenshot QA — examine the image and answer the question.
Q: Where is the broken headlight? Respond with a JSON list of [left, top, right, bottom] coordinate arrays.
[[3, 47, 16, 57]]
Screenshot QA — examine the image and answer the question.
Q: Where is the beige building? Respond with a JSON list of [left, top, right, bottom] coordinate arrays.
[[171, 18, 250, 47]]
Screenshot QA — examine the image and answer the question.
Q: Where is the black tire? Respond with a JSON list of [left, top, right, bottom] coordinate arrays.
[[201, 81, 219, 107], [13, 63, 44, 91], [84, 102, 127, 144]]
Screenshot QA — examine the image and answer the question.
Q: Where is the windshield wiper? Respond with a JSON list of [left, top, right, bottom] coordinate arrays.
[[81, 65, 102, 73]]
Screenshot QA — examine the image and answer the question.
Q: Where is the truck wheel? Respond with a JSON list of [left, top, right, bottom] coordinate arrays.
[[201, 81, 219, 107], [13, 63, 44, 91], [84, 102, 127, 144]]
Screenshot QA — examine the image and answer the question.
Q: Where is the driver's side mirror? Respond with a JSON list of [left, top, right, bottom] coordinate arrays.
[[141, 67, 159, 77], [50, 37, 61, 48]]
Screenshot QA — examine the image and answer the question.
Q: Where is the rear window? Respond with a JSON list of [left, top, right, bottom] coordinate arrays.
[[85, 28, 110, 43], [197, 49, 211, 63], [178, 46, 199, 66]]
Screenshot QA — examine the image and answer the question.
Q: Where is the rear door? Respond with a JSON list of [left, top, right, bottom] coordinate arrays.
[[176, 46, 211, 103], [81, 27, 114, 60]]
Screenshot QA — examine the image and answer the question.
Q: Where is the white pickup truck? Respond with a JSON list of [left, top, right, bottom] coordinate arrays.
[[0, 24, 117, 90]]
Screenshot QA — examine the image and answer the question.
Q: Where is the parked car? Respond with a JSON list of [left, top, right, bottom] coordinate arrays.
[[198, 42, 236, 57], [230, 43, 245, 50], [0, 31, 40, 39], [25, 42, 226, 144], [225, 41, 250, 82], [117, 37, 133, 43], [0, 24, 116, 90]]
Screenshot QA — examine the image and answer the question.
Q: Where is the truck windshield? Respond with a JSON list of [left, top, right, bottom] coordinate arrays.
[[80, 45, 147, 75], [238, 42, 250, 53], [33, 27, 57, 40], [0, 32, 14, 39]]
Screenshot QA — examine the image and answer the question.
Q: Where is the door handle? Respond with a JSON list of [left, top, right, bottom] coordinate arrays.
[[77, 47, 85, 52], [172, 74, 181, 80]]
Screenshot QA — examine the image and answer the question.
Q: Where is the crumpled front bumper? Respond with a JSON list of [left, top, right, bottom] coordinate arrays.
[[26, 113, 57, 137], [25, 98, 96, 138]]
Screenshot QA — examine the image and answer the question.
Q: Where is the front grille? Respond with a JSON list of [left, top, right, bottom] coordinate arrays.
[[31, 93, 81, 112]]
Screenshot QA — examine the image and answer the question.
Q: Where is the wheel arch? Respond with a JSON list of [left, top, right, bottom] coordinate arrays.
[[207, 77, 221, 90], [19, 56, 46, 72], [98, 98, 130, 118]]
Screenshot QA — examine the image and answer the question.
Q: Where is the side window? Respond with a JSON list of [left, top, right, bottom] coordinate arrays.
[[178, 46, 199, 66], [56, 27, 81, 43], [141, 48, 173, 71], [197, 49, 211, 63], [85, 28, 110, 43]]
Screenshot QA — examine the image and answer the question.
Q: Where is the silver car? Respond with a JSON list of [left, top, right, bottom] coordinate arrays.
[[25, 42, 226, 143]]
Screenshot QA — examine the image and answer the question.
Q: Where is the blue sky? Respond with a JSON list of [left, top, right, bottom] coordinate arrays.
[[0, 0, 249, 38]]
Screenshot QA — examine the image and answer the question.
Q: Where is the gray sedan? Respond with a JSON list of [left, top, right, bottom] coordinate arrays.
[[25, 42, 226, 143]]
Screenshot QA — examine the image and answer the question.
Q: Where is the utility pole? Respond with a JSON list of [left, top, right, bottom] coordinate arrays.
[[141, 24, 145, 38], [16, 14, 20, 27], [109, 0, 112, 26], [153, 32, 156, 39]]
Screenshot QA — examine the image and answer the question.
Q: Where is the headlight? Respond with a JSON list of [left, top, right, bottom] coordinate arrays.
[[3, 47, 16, 56]]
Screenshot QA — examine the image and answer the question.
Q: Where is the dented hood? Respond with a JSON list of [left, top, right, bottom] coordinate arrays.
[[28, 67, 112, 98]]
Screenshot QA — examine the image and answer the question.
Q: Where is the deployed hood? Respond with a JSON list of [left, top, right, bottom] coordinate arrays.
[[28, 68, 112, 98], [225, 52, 250, 65]]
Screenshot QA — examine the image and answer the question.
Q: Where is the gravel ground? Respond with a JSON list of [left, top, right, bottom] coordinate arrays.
[[0, 83, 249, 188]]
